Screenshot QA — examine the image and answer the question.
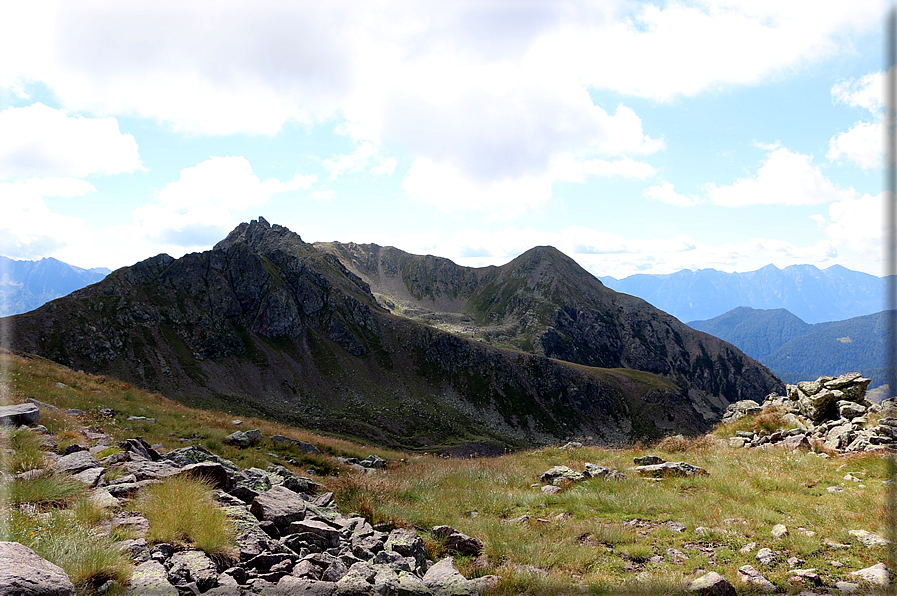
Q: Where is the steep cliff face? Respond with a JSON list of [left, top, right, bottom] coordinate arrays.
[[7, 219, 710, 451], [316, 242, 784, 419]]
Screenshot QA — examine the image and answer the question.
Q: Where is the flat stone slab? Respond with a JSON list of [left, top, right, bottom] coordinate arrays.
[[126, 560, 178, 596], [250, 485, 307, 529], [55, 450, 100, 475], [633, 462, 708, 477], [0, 541, 75, 596], [0, 403, 40, 426]]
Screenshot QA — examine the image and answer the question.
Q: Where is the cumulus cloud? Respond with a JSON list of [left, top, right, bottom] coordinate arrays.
[[0, 180, 93, 258], [828, 120, 881, 170], [707, 147, 854, 206], [133, 156, 316, 246], [0, 103, 142, 180], [821, 192, 883, 260], [832, 72, 883, 112], [828, 73, 884, 170], [643, 182, 701, 207]]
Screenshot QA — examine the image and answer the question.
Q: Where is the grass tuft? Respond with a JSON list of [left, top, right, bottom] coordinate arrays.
[[134, 475, 237, 556]]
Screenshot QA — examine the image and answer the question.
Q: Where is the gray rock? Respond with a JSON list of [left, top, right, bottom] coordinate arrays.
[[755, 548, 776, 565], [737, 564, 776, 591], [175, 461, 232, 490], [838, 401, 866, 419], [422, 557, 499, 595], [251, 485, 307, 530], [276, 576, 336, 595], [384, 528, 428, 572], [431, 526, 483, 556], [539, 465, 585, 486], [633, 462, 708, 477], [288, 520, 341, 550], [799, 388, 839, 421], [0, 541, 76, 596], [55, 450, 101, 475], [848, 529, 889, 547], [0, 403, 40, 426], [168, 550, 219, 592], [124, 459, 180, 481], [851, 562, 889, 585], [225, 430, 261, 448], [687, 571, 737, 596], [127, 560, 178, 596], [771, 524, 788, 539], [269, 435, 323, 455], [721, 400, 762, 422], [71, 466, 105, 487]]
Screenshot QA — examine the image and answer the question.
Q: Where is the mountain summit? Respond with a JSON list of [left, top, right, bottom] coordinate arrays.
[[7, 219, 782, 451]]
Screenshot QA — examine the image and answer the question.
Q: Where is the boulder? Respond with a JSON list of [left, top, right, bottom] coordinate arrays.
[[225, 429, 261, 448], [422, 557, 499, 595], [687, 571, 737, 596], [175, 461, 232, 490], [276, 576, 336, 595], [384, 529, 428, 572], [432, 526, 483, 556], [851, 562, 889, 586], [55, 451, 101, 475], [737, 564, 776, 592], [539, 465, 585, 486], [799, 388, 838, 421], [721, 400, 762, 423], [251, 485, 307, 530], [0, 403, 40, 426], [126, 560, 178, 596], [0, 541, 76, 596], [632, 455, 665, 466], [168, 550, 219, 592]]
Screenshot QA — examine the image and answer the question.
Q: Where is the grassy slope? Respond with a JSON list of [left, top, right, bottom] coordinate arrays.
[[1, 349, 891, 595]]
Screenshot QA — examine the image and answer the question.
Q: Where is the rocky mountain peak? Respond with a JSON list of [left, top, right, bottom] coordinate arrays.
[[214, 216, 306, 255]]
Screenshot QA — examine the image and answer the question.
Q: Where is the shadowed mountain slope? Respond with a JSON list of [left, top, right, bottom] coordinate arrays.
[[316, 241, 784, 417], [690, 306, 887, 386], [6, 219, 736, 452]]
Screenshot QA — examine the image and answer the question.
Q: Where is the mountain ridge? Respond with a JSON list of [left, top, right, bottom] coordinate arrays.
[[5, 219, 782, 451], [600, 264, 882, 323]]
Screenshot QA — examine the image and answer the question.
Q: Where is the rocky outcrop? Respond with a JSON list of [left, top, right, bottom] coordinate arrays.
[[6, 219, 733, 451], [0, 403, 40, 426], [720, 373, 897, 454]]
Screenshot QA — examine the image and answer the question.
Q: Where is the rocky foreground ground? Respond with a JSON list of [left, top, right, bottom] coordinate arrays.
[[0, 401, 498, 596]]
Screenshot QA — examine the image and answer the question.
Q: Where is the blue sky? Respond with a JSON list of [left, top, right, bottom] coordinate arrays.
[[0, 1, 889, 278]]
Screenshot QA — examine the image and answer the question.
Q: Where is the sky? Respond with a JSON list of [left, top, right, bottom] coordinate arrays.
[[0, 0, 890, 279]]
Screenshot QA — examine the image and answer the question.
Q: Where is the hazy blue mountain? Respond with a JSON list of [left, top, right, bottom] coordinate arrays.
[[0, 256, 110, 316], [600, 264, 882, 324], [689, 307, 886, 386]]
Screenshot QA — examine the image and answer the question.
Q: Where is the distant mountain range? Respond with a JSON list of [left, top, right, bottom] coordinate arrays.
[[0, 256, 110, 317], [689, 306, 886, 387], [600, 264, 883, 324]]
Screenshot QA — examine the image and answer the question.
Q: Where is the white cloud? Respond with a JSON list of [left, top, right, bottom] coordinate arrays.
[[828, 73, 884, 170], [0, 103, 142, 180], [133, 156, 316, 246], [0, 180, 93, 259], [828, 120, 881, 170], [822, 192, 883, 261], [323, 142, 397, 181], [386, 224, 843, 279], [832, 72, 883, 113], [707, 147, 854, 206], [643, 182, 701, 207], [312, 189, 335, 201]]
